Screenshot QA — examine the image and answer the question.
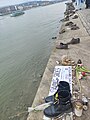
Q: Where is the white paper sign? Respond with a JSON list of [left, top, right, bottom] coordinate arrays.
[[49, 66, 72, 96]]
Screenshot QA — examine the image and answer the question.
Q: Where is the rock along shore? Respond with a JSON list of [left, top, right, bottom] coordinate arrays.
[[27, 5, 90, 120]]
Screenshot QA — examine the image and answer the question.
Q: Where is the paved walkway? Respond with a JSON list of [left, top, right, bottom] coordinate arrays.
[[78, 9, 90, 35], [27, 8, 90, 120]]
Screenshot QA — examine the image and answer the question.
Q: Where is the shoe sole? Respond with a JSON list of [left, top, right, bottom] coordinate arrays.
[[54, 107, 73, 119], [44, 107, 73, 118]]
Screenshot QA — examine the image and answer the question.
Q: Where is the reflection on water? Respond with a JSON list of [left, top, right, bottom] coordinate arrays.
[[0, 2, 65, 120]]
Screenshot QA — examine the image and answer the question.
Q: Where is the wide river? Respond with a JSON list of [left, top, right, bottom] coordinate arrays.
[[0, 2, 66, 120]]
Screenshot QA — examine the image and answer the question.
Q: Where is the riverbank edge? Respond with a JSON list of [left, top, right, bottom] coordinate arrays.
[[27, 8, 90, 120], [26, 24, 64, 120]]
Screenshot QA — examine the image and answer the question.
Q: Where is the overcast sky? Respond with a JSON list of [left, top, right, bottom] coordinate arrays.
[[0, 0, 44, 7]]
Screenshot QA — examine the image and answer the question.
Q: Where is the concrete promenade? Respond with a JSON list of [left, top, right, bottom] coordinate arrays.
[[27, 8, 90, 120]]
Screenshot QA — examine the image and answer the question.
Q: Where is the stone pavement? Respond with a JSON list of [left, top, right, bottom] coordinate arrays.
[[78, 9, 90, 35], [27, 8, 90, 120]]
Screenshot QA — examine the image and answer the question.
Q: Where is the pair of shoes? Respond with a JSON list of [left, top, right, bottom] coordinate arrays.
[[64, 16, 69, 22], [44, 89, 73, 118], [72, 15, 78, 19], [56, 37, 80, 49], [61, 16, 69, 22], [45, 81, 70, 103], [67, 38, 80, 44], [65, 21, 74, 26], [56, 43, 68, 49], [71, 25, 79, 30], [70, 24, 76, 27], [59, 29, 65, 34]]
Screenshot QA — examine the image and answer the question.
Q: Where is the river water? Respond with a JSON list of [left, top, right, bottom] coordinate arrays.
[[0, 2, 66, 120]]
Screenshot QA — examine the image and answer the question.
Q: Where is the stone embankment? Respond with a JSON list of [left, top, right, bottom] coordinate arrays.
[[27, 4, 90, 120]]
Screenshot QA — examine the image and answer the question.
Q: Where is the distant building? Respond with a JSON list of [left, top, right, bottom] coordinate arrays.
[[17, 5, 24, 10], [10, 6, 16, 11], [0, 6, 11, 15], [39, 1, 50, 6], [0, 7, 6, 14], [0, 1, 63, 16]]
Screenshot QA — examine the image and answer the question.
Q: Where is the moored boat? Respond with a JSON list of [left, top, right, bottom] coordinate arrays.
[[10, 10, 25, 17]]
